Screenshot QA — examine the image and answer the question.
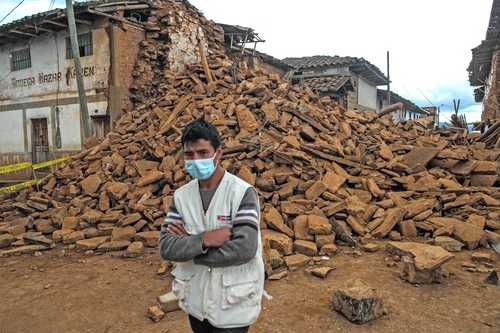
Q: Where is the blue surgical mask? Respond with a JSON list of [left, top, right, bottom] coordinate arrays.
[[185, 155, 217, 180]]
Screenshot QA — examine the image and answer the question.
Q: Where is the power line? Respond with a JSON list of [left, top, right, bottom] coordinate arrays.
[[416, 87, 436, 106], [0, 0, 26, 25]]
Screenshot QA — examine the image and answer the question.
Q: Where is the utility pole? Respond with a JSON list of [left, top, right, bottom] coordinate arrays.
[[386, 50, 391, 104], [66, 0, 91, 138]]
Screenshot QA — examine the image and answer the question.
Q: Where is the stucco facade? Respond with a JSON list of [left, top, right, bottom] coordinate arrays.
[[0, 15, 145, 177]]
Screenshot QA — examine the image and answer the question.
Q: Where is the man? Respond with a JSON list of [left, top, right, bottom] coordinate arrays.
[[159, 118, 264, 333]]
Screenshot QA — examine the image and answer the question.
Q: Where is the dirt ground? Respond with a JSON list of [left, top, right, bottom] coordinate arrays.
[[1, 245, 499, 333]]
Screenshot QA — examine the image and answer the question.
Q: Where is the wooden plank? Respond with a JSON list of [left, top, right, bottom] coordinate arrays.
[[198, 41, 214, 83], [284, 108, 329, 133], [157, 95, 191, 135]]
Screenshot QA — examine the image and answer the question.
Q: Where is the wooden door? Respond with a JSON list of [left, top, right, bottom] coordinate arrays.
[[31, 118, 49, 163], [91, 116, 110, 139]]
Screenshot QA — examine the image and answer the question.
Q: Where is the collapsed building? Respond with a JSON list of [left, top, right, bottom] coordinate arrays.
[[0, 1, 498, 281]]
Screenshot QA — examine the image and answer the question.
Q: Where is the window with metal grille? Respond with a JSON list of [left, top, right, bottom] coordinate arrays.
[[10, 48, 31, 71], [66, 32, 93, 59]]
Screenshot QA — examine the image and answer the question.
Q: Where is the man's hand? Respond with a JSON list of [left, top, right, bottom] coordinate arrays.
[[167, 222, 188, 236], [202, 228, 232, 248]]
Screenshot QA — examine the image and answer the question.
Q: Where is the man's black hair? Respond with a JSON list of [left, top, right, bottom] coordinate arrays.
[[181, 118, 222, 150]]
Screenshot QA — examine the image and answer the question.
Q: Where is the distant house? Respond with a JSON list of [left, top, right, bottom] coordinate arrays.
[[218, 23, 292, 77], [468, 0, 500, 123], [282, 55, 388, 112], [377, 90, 429, 122], [296, 75, 354, 109]]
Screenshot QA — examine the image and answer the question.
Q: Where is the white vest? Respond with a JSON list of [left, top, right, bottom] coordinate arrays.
[[171, 171, 265, 328]]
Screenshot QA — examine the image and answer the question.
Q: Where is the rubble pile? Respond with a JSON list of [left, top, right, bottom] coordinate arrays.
[[0, 0, 499, 278]]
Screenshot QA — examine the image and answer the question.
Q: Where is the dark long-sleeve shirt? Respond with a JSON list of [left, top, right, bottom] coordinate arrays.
[[159, 186, 260, 267]]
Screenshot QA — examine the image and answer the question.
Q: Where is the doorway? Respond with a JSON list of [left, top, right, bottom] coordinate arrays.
[[31, 118, 49, 163]]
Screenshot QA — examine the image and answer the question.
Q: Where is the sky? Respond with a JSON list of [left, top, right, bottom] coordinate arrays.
[[1, 0, 493, 123]]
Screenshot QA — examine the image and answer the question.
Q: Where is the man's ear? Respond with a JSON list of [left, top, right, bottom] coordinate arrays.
[[215, 148, 223, 164]]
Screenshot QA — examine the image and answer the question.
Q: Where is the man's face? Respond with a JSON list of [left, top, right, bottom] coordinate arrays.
[[184, 139, 221, 162]]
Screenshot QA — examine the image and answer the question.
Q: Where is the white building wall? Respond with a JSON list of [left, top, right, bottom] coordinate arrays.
[[357, 76, 377, 110], [0, 25, 110, 158], [58, 104, 82, 151], [0, 27, 110, 102], [0, 110, 24, 153]]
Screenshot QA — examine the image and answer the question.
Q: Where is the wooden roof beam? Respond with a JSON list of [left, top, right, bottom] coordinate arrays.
[[24, 24, 54, 33], [75, 18, 92, 26], [0, 32, 18, 39], [9, 29, 38, 37], [43, 19, 67, 28]]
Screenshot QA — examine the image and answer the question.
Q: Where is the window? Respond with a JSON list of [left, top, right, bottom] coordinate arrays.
[[66, 32, 93, 59], [10, 48, 31, 71]]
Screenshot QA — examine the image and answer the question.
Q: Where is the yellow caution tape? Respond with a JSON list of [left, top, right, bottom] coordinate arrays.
[[32, 156, 70, 170], [0, 174, 53, 194], [0, 179, 39, 193], [0, 155, 70, 174], [0, 162, 32, 174]]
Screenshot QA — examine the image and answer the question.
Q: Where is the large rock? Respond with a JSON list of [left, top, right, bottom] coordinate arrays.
[[331, 279, 387, 324], [34, 219, 55, 234], [433, 236, 464, 252], [453, 223, 484, 250], [293, 240, 318, 256], [269, 249, 284, 269], [0, 234, 16, 249], [235, 104, 259, 132], [284, 254, 311, 271], [262, 229, 293, 255], [0, 244, 49, 256], [22, 233, 54, 247], [371, 208, 406, 238], [331, 219, 356, 246], [137, 171, 164, 187], [387, 242, 454, 284], [98, 240, 131, 252], [80, 175, 101, 194], [119, 213, 142, 227], [308, 215, 332, 235], [76, 236, 109, 250], [111, 226, 137, 241], [134, 231, 160, 247], [125, 241, 145, 258], [292, 215, 314, 241], [107, 182, 129, 200], [402, 147, 440, 170], [62, 217, 79, 230], [305, 181, 327, 200], [157, 291, 181, 313], [404, 199, 436, 218], [322, 172, 346, 193], [62, 230, 86, 244], [316, 234, 335, 248], [263, 206, 294, 237]]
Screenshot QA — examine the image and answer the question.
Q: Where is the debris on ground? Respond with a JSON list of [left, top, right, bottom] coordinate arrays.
[[331, 279, 387, 324], [386, 241, 454, 284], [0, 0, 498, 283]]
